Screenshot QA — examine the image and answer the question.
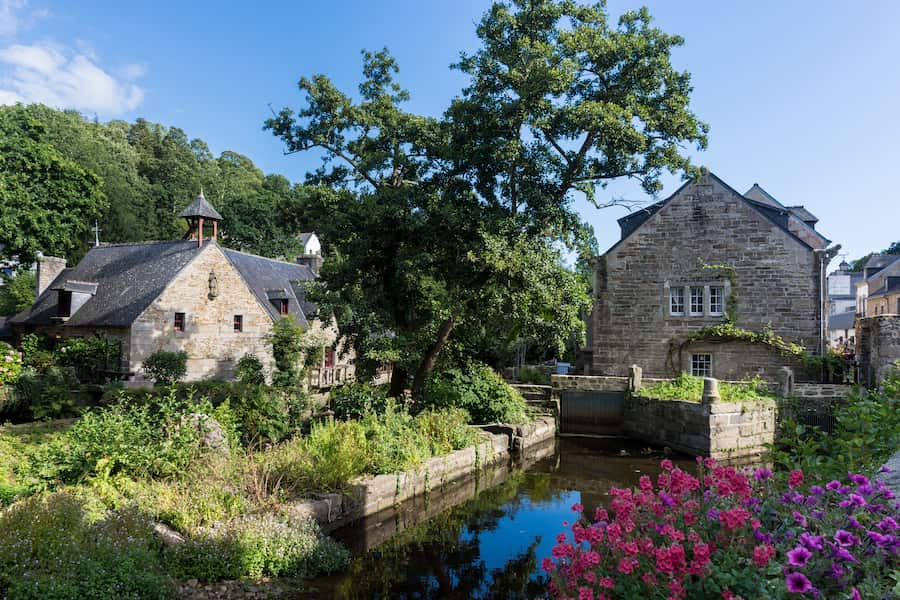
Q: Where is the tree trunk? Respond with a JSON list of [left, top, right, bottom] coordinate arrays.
[[388, 366, 408, 398], [411, 315, 456, 401]]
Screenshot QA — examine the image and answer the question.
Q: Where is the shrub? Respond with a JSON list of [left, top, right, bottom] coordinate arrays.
[[13, 365, 80, 420], [235, 353, 266, 385], [142, 350, 188, 385], [55, 337, 120, 384], [414, 407, 478, 456], [229, 383, 309, 446], [0, 492, 170, 599], [330, 382, 386, 420], [164, 513, 348, 581], [0, 341, 22, 386], [19, 333, 53, 373], [518, 365, 551, 385], [423, 361, 529, 424], [21, 389, 234, 490]]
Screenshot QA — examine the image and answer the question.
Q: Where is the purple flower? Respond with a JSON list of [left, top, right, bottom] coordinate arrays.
[[839, 494, 866, 509], [793, 511, 808, 528], [831, 545, 858, 563], [785, 572, 813, 593], [877, 517, 898, 531], [879, 464, 893, 474], [830, 562, 844, 580], [856, 484, 875, 496], [707, 508, 719, 521], [810, 485, 825, 496], [826, 480, 842, 491], [799, 532, 825, 551], [850, 587, 861, 600], [755, 467, 773, 480], [834, 530, 859, 547], [846, 516, 863, 529], [812, 510, 825, 520], [787, 545, 813, 566], [867, 530, 889, 546], [754, 530, 773, 544], [659, 492, 676, 507], [848, 473, 869, 486]]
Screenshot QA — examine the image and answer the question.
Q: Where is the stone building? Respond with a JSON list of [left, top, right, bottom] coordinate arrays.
[[856, 255, 900, 317], [826, 260, 863, 350], [589, 169, 831, 381], [10, 193, 353, 385]]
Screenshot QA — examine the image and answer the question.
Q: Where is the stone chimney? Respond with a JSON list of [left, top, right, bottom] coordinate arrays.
[[297, 254, 323, 275], [36, 255, 67, 297]]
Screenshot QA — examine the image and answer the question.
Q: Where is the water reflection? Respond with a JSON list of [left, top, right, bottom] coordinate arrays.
[[302, 437, 691, 599]]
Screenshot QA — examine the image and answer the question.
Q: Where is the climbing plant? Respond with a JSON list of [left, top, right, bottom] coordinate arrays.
[[700, 262, 737, 323]]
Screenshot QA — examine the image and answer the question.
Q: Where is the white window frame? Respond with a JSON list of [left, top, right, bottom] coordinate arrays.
[[690, 353, 712, 377], [689, 286, 704, 316], [669, 287, 685, 316], [709, 286, 724, 316]]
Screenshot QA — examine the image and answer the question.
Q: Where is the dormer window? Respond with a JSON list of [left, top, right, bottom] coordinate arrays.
[[57, 291, 72, 318], [280, 299, 289, 315]]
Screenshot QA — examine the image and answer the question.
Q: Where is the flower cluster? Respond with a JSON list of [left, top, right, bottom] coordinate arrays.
[[544, 459, 900, 599], [0, 341, 23, 386]]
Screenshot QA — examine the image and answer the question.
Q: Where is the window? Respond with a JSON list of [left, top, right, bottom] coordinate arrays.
[[174, 312, 185, 332], [280, 299, 289, 315], [57, 291, 72, 318], [669, 287, 685, 315], [896, 298, 900, 314], [324, 349, 335, 368], [690, 286, 704, 315], [233, 314, 243, 332], [691, 354, 712, 377], [709, 286, 724, 316]]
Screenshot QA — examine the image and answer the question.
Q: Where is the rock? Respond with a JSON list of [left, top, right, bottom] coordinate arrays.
[[153, 522, 186, 546], [182, 413, 229, 454]]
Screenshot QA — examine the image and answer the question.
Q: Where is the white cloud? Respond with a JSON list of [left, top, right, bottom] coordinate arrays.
[[0, 0, 46, 37], [0, 41, 144, 115]]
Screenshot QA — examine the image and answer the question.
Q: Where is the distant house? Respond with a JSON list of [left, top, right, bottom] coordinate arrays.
[[11, 193, 353, 386], [856, 255, 900, 317], [589, 169, 831, 381], [825, 260, 863, 351]]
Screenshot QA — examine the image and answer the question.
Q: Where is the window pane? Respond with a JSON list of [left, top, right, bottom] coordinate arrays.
[[710, 286, 724, 315], [690, 354, 711, 377], [174, 312, 185, 332], [233, 314, 243, 332], [669, 288, 684, 315], [690, 287, 704, 315]]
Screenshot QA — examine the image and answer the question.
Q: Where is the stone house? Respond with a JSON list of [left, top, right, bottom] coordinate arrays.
[[10, 193, 354, 385], [588, 169, 831, 381], [826, 260, 863, 350], [856, 255, 900, 317]]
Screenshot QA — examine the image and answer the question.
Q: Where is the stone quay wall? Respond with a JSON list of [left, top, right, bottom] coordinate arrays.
[[857, 315, 900, 386]]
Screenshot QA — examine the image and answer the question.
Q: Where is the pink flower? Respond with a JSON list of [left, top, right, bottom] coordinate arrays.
[[578, 587, 594, 600], [786, 545, 812, 567], [788, 469, 804, 488], [599, 577, 615, 589], [571, 503, 584, 513], [752, 544, 775, 567]]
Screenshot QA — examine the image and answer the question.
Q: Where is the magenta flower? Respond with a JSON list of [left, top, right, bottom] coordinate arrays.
[[810, 485, 825, 496], [829, 562, 844, 580], [754, 467, 773, 480], [879, 464, 893, 474], [799, 532, 825, 551], [785, 572, 813, 593], [793, 511, 808, 528], [834, 530, 859, 547], [848, 473, 869, 486], [839, 494, 866, 509], [826, 480, 842, 491], [850, 587, 861, 600], [787, 545, 812, 566], [877, 517, 898, 531]]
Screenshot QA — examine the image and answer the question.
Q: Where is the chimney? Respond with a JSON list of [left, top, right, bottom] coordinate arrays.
[[297, 254, 323, 275], [36, 255, 67, 297]]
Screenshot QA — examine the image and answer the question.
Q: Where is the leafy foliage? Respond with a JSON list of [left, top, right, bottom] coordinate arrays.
[[423, 361, 529, 424], [0, 270, 36, 317], [640, 372, 777, 403], [329, 382, 387, 421], [235, 353, 266, 386], [0, 492, 170, 600], [267, 315, 323, 387], [14, 366, 80, 420], [141, 350, 188, 385], [0, 342, 22, 386]]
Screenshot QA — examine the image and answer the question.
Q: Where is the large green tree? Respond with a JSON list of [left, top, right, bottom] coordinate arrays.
[[268, 0, 708, 398], [0, 107, 106, 264]]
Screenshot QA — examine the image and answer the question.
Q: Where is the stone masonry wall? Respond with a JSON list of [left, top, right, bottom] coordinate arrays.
[[130, 244, 275, 381], [592, 172, 823, 380], [856, 315, 900, 385]]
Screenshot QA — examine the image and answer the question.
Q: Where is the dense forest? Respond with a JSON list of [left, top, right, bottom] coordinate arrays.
[[0, 103, 311, 265]]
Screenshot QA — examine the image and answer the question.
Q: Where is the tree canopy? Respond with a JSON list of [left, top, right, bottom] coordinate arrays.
[[268, 0, 708, 397]]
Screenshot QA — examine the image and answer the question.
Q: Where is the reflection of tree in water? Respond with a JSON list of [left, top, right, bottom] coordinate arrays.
[[331, 472, 553, 599]]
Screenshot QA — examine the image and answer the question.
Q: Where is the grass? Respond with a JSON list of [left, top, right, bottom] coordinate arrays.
[[639, 372, 778, 403]]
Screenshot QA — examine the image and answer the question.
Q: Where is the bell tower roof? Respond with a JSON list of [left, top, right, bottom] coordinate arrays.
[[178, 191, 222, 221]]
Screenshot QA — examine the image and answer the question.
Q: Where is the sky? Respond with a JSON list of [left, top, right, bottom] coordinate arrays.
[[0, 0, 898, 262]]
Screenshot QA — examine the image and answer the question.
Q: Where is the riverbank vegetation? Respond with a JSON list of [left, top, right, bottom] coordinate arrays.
[[639, 372, 778, 403]]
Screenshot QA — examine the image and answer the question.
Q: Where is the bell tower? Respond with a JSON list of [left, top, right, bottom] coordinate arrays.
[[178, 191, 223, 247]]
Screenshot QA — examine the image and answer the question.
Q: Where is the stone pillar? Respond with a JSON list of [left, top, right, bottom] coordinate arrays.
[[36, 255, 67, 297], [629, 364, 643, 393], [701, 377, 720, 405], [778, 366, 794, 398]]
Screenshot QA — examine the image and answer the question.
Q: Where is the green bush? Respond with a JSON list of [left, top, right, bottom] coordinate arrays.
[[361, 403, 430, 474], [517, 366, 550, 385], [639, 372, 776, 403], [164, 513, 348, 581], [142, 350, 188, 385], [414, 407, 479, 456], [773, 376, 900, 480], [21, 389, 234, 490], [19, 333, 53, 373], [13, 365, 80, 420], [56, 337, 120, 384], [330, 382, 386, 420], [0, 492, 170, 600], [0, 341, 22, 385], [423, 361, 529, 424], [230, 383, 309, 446], [235, 353, 266, 385]]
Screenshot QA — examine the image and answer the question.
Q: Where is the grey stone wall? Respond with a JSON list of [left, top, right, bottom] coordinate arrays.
[[856, 315, 900, 385], [591, 171, 823, 380]]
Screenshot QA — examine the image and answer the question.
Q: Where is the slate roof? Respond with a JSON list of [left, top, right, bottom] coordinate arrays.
[[868, 276, 900, 300], [828, 310, 857, 331], [297, 232, 315, 246], [12, 241, 318, 329], [178, 192, 223, 221], [606, 172, 830, 255], [786, 205, 818, 224], [864, 254, 899, 272], [222, 248, 317, 326]]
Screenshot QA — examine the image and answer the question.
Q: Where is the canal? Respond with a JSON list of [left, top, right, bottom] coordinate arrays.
[[301, 436, 693, 599]]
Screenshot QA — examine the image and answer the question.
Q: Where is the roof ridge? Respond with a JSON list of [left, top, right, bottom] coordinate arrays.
[[93, 239, 196, 248], [221, 246, 312, 269]]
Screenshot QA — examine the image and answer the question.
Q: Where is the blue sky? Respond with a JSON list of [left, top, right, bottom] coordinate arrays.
[[1, 0, 898, 261]]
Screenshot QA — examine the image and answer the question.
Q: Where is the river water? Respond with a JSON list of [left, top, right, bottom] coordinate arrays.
[[301, 436, 693, 599]]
